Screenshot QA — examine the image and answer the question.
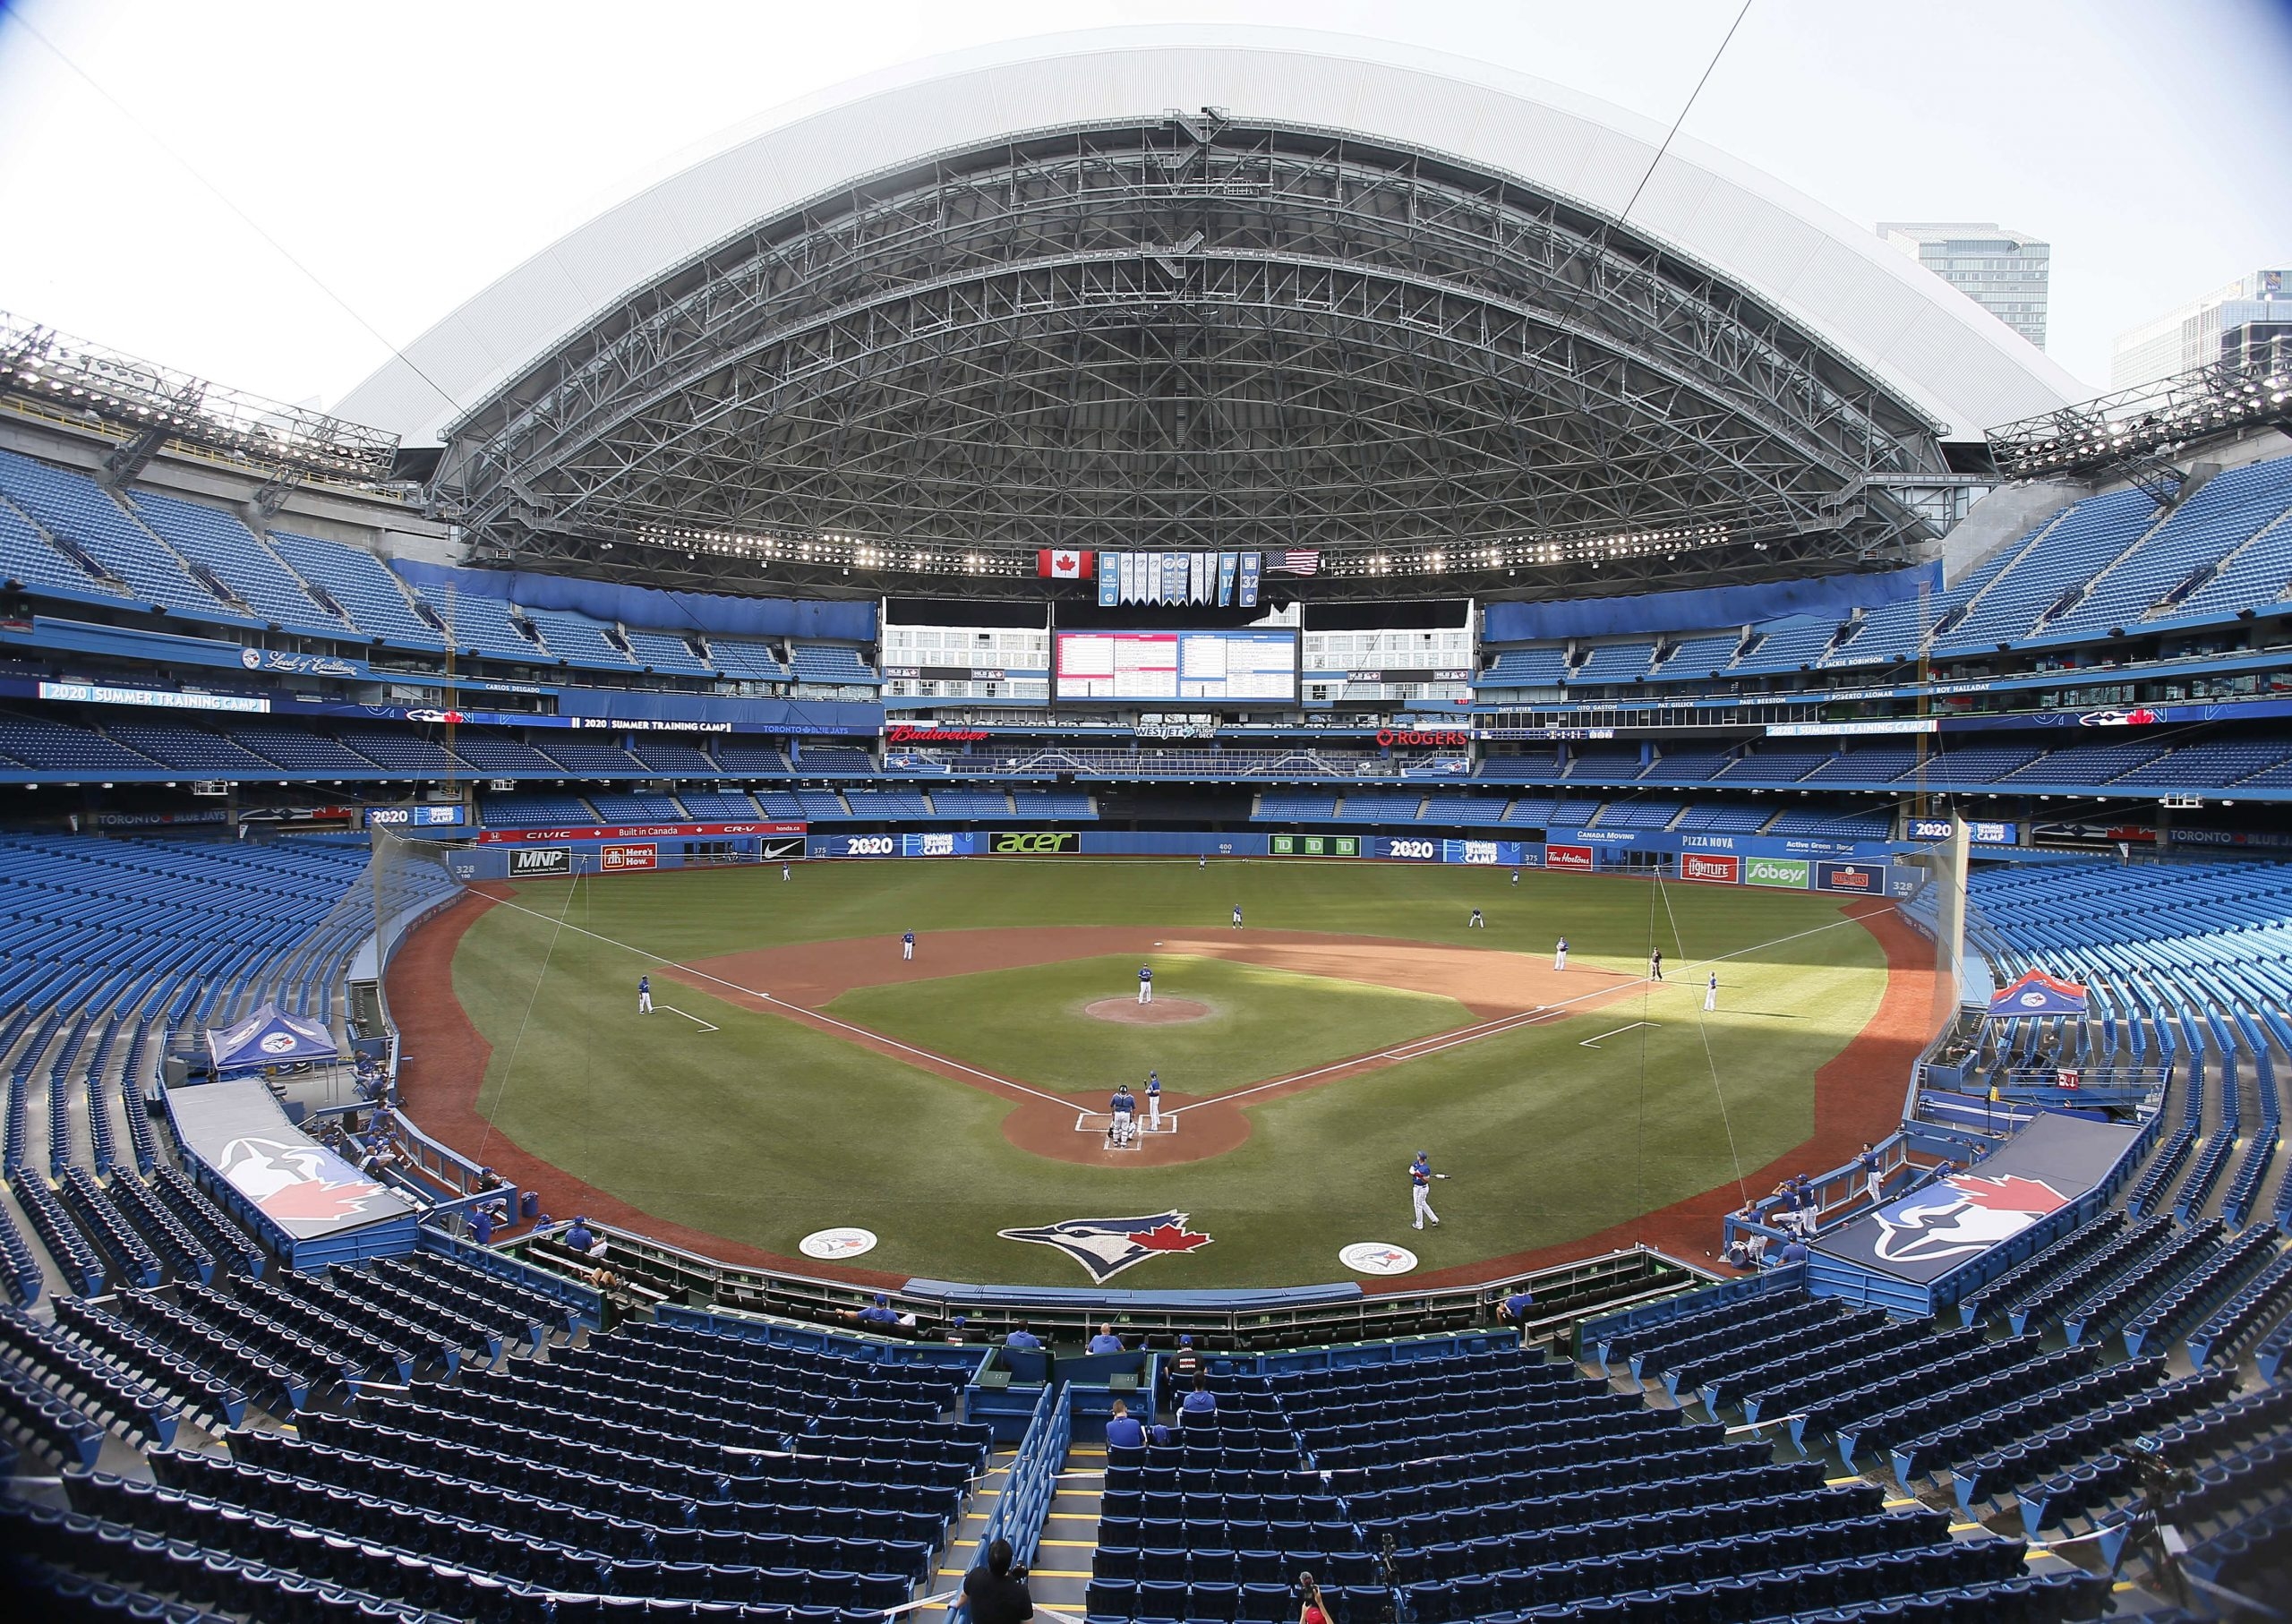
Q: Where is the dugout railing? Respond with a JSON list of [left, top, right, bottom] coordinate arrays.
[[495, 1220, 1708, 1350]]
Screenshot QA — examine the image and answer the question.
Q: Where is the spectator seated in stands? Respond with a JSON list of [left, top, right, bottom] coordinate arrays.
[[563, 1216, 595, 1254], [1005, 1323, 1042, 1350], [857, 1293, 900, 1329], [1180, 1372, 1218, 1422], [1087, 1321, 1125, 1354], [1105, 1397, 1145, 1449]]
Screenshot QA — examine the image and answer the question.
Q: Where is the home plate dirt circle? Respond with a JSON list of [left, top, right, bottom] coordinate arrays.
[[1083, 996, 1213, 1025]]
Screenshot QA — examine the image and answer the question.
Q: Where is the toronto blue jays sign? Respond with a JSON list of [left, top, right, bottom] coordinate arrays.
[[997, 1211, 1214, 1282]]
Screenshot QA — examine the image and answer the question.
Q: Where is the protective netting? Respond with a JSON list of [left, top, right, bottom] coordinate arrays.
[[346, 823, 467, 1038]]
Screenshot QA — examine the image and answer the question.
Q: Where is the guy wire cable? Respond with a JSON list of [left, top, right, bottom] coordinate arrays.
[[471, 867, 584, 1169], [1656, 864, 1754, 1209]]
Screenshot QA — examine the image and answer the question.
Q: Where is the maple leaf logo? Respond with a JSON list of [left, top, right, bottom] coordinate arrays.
[[1135, 1222, 1212, 1252]]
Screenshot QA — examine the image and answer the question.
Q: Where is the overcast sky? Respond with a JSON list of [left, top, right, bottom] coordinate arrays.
[[0, 0, 2285, 417]]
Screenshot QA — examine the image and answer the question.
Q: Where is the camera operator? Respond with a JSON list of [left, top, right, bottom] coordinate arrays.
[[1296, 1571, 1330, 1624], [962, 1538, 1033, 1624]]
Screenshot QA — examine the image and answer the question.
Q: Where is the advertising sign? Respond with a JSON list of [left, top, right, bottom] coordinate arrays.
[[1679, 852, 1740, 885], [1744, 857, 1810, 889], [1366, 835, 1440, 861], [475, 820, 804, 845], [601, 843, 657, 872], [1544, 842, 1594, 872], [1441, 839, 1525, 866], [365, 804, 467, 828], [1269, 833, 1361, 858], [1906, 817, 2018, 845], [901, 832, 974, 858], [507, 847, 571, 877], [1816, 859, 1885, 894], [989, 831, 1079, 854]]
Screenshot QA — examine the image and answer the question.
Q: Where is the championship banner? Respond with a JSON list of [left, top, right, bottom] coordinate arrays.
[[989, 831, 1079, 854], [1217, 551, 1238, 605], [1098, 552, 1120, 607], [1679, 852, 1740, 885], [1238, 551, 1261, 607], [1816, 1113, 2137, 1286]]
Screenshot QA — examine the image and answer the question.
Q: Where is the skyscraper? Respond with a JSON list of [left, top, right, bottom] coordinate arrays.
[[1877, 223, 2051, 349], [2110, 269, 2290, 389]]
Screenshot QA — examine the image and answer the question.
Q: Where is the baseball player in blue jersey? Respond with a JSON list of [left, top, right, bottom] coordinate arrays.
[[1410, 1150, 1443, 1230], [1705, 970, 1719, 1011], [1553, 936, 1568, 972], [902, 931, 915, 962], [637, 975, 652, 1014], [1106, 1082, 1137, 1149], [1137, 964, 1154, 1005], [1146, 1070, 1162, 1131], [1231, 904, 1243, 930]]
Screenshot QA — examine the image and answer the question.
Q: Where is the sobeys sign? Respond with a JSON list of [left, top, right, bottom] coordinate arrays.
[[1744, 857, 1810, 889]]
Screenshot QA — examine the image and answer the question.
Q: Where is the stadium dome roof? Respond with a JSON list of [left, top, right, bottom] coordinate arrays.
[[345, 28, 2090, 595]]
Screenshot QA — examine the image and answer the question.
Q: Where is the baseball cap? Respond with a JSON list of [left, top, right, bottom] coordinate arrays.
[[874, 1294, 888, 1305], [1179, 1335, 1193, 1346]]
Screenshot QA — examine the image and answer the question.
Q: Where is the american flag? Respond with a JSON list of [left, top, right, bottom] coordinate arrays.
[[1270, 550, 1321, 575]]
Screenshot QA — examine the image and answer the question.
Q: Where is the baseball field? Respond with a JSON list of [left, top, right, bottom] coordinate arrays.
[[390, 857, 1929, 1288]]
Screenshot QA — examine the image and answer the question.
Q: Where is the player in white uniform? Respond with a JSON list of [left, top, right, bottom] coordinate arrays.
[[637, 975, 653, 1013], [1105, 1084, 1137, 1149], [1137, 965, 1154, 1004], [1704, 970, 1719, 1012], [1231, 905, 1243, 930], [1468, 909, 1484, 928], [1410, 1151, 1442, 1229], [1553, 937, 1569, 971], [902, 931, 915, 962], [1146, 1071, 1162, 1131]]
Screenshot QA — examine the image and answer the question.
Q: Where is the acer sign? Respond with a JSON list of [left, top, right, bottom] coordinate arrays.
[[990, 831, 1079, 854], [885, 724, 990, 744], [1376, 728, 1471, 748], [1679, 853, 1740, 885], [1544, 842, 1595, 871], [601, 843, 656, 872]]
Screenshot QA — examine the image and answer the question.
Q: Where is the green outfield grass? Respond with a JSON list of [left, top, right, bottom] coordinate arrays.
[[824, 953, 1473, 1095], [449, 859, 1891, 1286]]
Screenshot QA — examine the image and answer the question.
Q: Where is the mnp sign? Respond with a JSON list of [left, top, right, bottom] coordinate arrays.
[[507, 847, 570, 878]]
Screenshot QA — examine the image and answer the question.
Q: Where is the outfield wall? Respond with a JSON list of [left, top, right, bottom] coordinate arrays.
[[440, 825, 1911, 896]]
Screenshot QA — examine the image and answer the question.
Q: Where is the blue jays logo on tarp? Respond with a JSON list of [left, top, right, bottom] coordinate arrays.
[[996, 1211, 1213, 1282], [1871, 1172, 2070, 1266], [218, 1134, 395, 1227]]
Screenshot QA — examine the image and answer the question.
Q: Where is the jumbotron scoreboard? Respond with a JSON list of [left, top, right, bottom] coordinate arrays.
[[1054, 628, 1298, 703]]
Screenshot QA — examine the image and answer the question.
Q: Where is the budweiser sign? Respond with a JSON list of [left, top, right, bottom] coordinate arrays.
[[1376, 728, 1471, 748], [885, 724, 990, 744]]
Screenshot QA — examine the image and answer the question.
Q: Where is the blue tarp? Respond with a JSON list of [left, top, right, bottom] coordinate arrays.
[[389, 559, 876, 642], [1483, 560, 1941, 643], [206, 1003, 340, 1072]]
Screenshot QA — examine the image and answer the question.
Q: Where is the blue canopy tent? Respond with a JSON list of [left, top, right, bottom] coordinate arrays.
[[1985, 970, 2091, 1019], [206, 1004, 341, 1075]]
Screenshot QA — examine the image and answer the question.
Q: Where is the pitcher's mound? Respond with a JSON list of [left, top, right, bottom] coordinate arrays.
[[1085, 996, 1213, 1025]]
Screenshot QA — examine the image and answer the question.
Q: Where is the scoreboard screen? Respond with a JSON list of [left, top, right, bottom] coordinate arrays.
[[1054, 629, 1298, 703]]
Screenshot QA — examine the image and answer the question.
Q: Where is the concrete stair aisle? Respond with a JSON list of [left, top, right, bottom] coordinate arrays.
[[933, 1439, 1106, 1619], [85, 1020, 142, 1175]]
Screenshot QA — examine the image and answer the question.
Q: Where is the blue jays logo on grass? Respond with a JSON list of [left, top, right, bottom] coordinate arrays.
[[997, 1211, 1213, 1282], [1871, 1173, 2070, 1266]]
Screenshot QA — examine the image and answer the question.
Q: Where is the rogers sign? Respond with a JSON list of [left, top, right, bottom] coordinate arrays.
[[1377, 729, 1471, 748], [885, 725, 989, 744]]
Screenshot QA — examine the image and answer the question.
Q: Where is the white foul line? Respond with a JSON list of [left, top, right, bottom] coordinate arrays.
[[656, 1004, 720, 1033], [1580, 1021, 1659, 1048], [476, 892, 1080, 1111]]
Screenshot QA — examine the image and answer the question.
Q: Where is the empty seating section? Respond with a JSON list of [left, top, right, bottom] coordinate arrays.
[[585, 793, 684, 824], [0, 449, 237, 620], [1673, 802, 1772, 833], [2042, 457, 2292, 640], [1085, 1338, 2055, 1624], [1008, 789, 1094, 818], [1654, 631, 1741, 675], [521, 606, 636, 669], [126, 489, 345, 634], [1730, 616, 1836, 672], [535, 737, 646, 774], [787, 643, 877, 683], [0, 713, 166, 774], [711, 636, 790, 680], [928, 788, 1013, 817], [621, 626, 715, 675], [0, 491, 130, 599], [417, 588, 537, 661], [439, 732, 560, 774], [101, 722, 276, 775], [1933, 490, 2160, 654], [1762, 805, 1894, 839], [1478, 645, 1567, 685], [673, 790, 764, 819], [266, 531, 445, 647], [1570, 641, 1653, 684], [628, 740, 719, 775], [478, 793, 597, 828]]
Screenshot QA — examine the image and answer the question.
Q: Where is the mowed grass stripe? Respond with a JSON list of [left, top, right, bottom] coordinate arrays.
[[824, 953, 1474, 1095], [452, 861, 1886, 1286]]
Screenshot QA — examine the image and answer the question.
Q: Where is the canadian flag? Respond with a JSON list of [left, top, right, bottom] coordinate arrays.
[[1037, 548, 1094, 578]]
